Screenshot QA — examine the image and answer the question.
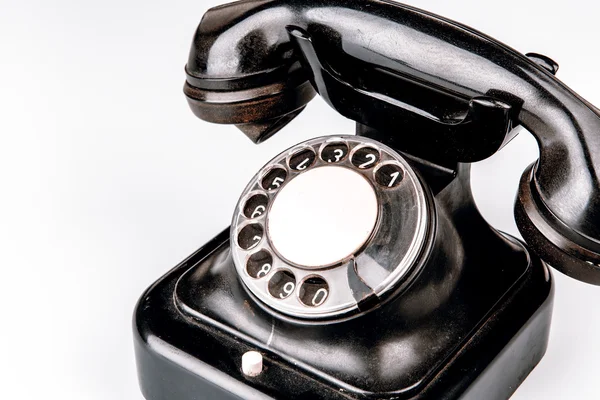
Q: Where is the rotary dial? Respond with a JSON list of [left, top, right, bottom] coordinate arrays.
[[231, 136, 431, 319]]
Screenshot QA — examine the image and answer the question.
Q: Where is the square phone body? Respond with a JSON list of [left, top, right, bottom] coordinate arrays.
[[134, 1, 600, 399]]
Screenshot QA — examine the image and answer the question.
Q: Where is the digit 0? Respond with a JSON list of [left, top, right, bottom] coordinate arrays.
[[299, 277, 329, 307], [312, 288, 328, 306]]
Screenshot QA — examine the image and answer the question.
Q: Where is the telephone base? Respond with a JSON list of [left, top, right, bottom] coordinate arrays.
[[134, 229, 554, 400]]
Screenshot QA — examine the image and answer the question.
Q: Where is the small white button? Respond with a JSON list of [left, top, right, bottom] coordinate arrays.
[[242, 351, 263, 377]]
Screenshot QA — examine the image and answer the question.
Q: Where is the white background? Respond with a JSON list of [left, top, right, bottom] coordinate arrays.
[[1, 0, 599, 398]]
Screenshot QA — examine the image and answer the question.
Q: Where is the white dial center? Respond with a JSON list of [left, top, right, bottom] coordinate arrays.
[[267, 166, 378, 268]]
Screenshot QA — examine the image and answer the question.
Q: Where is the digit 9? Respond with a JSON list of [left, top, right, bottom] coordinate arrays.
[[268, 270, 297, 299]]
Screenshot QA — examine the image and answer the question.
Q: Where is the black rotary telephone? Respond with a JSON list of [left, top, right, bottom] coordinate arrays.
[[134, 1, 600, 399]]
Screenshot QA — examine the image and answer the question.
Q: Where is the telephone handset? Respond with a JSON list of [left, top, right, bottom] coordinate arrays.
[[134, 1, 600, 399], [185, 0, 600, 284]]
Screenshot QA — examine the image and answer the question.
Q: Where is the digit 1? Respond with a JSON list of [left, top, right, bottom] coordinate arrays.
[[388, 171, 401, 187]]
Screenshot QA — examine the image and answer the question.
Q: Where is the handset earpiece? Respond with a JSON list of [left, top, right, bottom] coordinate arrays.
[[186, 0, 600, 284], [184, 2, 316, 143]]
